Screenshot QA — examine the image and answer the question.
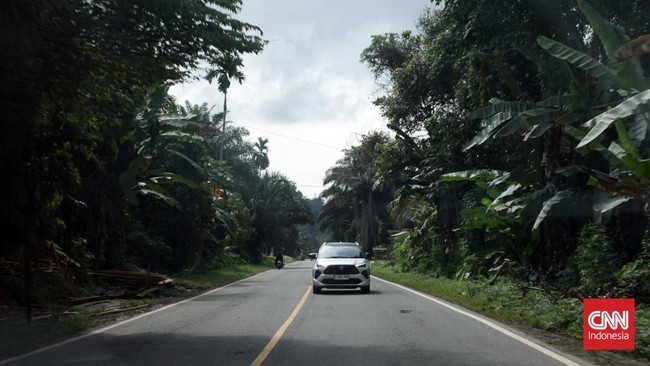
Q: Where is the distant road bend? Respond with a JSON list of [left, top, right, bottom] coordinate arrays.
[[1, 260, 587, 366]]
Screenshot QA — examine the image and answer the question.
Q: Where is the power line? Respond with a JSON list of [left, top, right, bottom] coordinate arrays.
[[241, 124, 343, 150]]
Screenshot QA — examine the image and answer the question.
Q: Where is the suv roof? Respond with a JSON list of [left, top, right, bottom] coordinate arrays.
[[321, 241, 359, 246]]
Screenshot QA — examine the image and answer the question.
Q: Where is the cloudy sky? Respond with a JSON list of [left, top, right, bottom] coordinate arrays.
[[170, 0, 433, 198]]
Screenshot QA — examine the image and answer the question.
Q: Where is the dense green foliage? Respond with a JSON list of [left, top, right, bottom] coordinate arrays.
[[0, 0, 317, 306], [315, 0, 650, 308], [319, 132, 393, 253]]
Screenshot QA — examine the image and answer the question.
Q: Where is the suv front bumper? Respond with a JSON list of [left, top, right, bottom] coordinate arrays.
[[312, 264, 370, 289]]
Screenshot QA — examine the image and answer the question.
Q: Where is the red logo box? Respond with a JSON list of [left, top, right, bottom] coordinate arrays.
[[583, 298, 635, 350]]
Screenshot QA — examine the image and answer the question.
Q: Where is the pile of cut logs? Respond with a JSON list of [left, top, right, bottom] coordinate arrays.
[[0, 241, 81, 278], [0, 240, 173, 300]]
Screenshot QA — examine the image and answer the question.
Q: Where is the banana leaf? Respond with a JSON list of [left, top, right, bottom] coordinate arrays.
[[577, 0, 627, 60], [537, 36, 619, 93], [465, 102, 538, 150], [166, 148, 206, 177], [577, 89, 650, 148], [592, 192, 631, 213], [495, 108, 561, 137], [146, 86, 169, 110], [149, 173, 198, 189], [441, 170, 507, 182], [532, 189, 572, 230], [469, 99, 533, 120], [488, 184, 522, 210], [523, 112, 575, 141], [629, 108, 649, 143], [463, 112, 513, 150], [514, 44, 581, 95], [578, 0, 650, 90], [136, 189, 182, 209], [614, 120, 640, 160]]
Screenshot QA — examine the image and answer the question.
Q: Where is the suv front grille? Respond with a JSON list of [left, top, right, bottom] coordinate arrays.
[[321, 278, 362, 285], [323, 265, 359, 275]]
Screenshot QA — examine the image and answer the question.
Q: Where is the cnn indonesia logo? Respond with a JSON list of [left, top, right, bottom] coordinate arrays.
[[583, 298, 635, 350]]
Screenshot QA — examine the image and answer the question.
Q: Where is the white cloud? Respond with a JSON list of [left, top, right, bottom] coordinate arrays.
[[170, 0, 431, 198]]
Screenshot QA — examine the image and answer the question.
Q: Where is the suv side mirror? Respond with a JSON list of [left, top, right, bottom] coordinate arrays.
[[365, 252, 374, 260]]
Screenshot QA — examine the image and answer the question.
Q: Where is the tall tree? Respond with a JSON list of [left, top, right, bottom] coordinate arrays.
[[0, 0, 263, 237], [249, 172, 313, 262], [362, 0, 650, 280], [320, 132, 393, 253], [0, 0, 264, 282], [454, 0, 650, 278], [207, 53, 246, 161], [253, 137, 270, 171]]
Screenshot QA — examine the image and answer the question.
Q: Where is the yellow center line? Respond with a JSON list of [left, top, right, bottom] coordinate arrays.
[[250, 286, 311, 366]]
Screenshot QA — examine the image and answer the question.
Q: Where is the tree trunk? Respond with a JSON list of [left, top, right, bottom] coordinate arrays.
[[219, 92, 227, 161]]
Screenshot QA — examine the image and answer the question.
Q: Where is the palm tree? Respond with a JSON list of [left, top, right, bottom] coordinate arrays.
[[207, 53, 245, 161], [320, 132, 393, 253], [248, 172, 313, 261], [253, 137, 270, 172]]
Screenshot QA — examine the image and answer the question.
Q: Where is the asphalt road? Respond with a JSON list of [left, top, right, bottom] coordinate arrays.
[[1, 260, 588, 366]]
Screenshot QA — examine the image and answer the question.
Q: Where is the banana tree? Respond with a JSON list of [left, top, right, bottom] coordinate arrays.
[[457, 0, 650, 277], [465, 0, 649, 154], [560, 1, 650, 227], [441, 169, 554, 276], [120, 86, 220, 208], [72, 86, 209, 270]]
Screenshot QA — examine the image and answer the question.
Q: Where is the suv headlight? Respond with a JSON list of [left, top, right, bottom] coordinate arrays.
[[356, 263, 367, 268], [316, 263, 326, 269]]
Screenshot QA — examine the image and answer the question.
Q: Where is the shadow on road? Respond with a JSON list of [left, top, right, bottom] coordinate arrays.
[[0, 330, 464, 366], [315, 289, 381, 295]]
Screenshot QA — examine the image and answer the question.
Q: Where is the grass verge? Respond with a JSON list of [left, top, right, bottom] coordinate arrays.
[[173, 260, 272, 289], [372, 261, 650, 365]]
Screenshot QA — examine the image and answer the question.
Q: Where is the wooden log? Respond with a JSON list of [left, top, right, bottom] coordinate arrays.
[[136, 287, 160, 298], [97, 304, 149, 316]]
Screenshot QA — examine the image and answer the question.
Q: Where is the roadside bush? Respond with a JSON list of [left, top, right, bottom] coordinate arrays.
[[210, 247, 246, 269], [615, 254, 650, 304], [126, 224, 173, 273], [390, 214, 459, 277], [559, 223, 619, 297], [472, 279, 582, 334], [390, 234, 413, 271], [637, 307, 650, 358]]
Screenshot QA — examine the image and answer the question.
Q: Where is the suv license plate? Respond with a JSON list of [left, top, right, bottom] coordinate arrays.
[[334, 275, 349, 280]]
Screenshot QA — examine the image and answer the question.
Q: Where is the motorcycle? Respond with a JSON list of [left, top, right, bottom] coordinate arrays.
[[275, 258, 284, 269]]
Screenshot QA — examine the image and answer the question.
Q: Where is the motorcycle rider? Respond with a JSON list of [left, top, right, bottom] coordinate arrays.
[[275, 248, 284, 269]]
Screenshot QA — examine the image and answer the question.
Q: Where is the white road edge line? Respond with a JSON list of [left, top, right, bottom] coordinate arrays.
[[0, 270, 273, 365], [373, 276, 583, 366]]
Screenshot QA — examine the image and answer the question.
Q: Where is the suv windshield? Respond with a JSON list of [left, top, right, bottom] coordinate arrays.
[[318, 245, 363, 259]]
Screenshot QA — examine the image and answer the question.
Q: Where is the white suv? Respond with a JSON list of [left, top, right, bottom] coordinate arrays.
[[311, 242, 371, 294]]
